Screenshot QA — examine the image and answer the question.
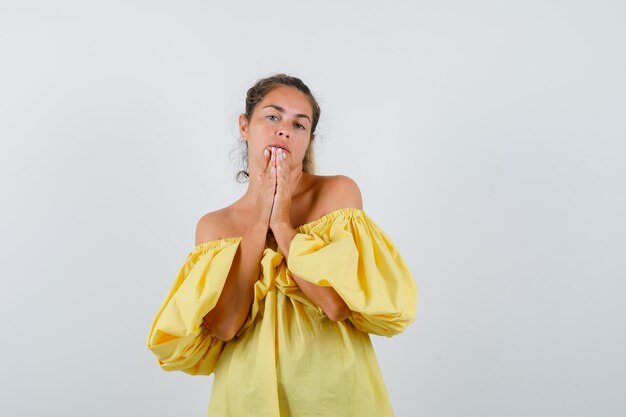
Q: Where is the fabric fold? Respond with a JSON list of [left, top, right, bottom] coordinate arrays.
[[287, 208, 418, 337], [147, 237, 242, 375], [234, 246, 282, 337]]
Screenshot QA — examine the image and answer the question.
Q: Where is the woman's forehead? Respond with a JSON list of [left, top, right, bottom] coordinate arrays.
[[260, 86, 312, 116]]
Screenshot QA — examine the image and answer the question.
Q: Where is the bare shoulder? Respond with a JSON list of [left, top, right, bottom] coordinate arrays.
[[194, 208, 230, 246], [317, 174, 363, 211]]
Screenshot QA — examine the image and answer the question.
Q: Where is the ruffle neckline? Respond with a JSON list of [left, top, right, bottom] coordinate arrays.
[[192, 207, 365, 253]]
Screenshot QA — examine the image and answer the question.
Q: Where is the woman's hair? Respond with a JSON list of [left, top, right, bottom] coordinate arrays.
[[234, 73, 321, 183]]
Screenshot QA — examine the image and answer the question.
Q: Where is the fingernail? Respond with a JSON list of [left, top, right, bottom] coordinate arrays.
[[264, 149, 269, 156]]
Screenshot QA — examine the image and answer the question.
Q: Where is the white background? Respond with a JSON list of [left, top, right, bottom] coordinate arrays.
[[1, 1, 625, 416]]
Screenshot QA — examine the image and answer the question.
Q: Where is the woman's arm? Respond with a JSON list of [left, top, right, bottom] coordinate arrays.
[[273, 176, 363, 322], [198, 144, 277, 341], [198, 219, 269, 341], [273, 223, 352, 322]]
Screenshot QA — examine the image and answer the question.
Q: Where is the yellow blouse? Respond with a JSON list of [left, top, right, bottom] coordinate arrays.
[[147, 208, 418, 417]]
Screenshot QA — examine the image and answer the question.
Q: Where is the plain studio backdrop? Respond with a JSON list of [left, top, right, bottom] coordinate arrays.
[[1, 1, 624, 416]]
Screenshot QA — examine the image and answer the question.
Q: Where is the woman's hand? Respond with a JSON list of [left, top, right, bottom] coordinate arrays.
[[253, 146, 277, 230], [269, 147, 293, 231]]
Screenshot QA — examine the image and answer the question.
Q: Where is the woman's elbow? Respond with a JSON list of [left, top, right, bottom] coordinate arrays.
[[203, 316, 238, 342], [215, 330, 236, 342], [325, 302, 352, 322]]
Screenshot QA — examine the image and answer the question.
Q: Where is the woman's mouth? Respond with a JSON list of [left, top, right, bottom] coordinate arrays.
[[268, 144, 289, 153]]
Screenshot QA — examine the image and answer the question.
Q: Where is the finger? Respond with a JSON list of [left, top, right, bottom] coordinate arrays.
[[281, 148, 289, 170], [276, 156, 285, 194], [258, 148, 271, 185], [263, 147, 271, 171], [265, 147, 275, 179], [277, 149, 284, 177], [270, 148, 277, 183], [279, 149, 288, 182], [263, 146, 274, 176], [276, 164, 281, 187]]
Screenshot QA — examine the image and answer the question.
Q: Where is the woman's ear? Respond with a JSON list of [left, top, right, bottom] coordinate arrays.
[[239, 113, 249, 140]]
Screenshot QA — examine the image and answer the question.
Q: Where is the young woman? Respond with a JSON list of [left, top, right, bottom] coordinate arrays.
[[147, 73, 418, 416]]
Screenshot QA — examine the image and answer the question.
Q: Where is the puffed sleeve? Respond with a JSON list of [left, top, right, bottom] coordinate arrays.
[[147, 237, 242, 375], [287, 208, 417, 337]]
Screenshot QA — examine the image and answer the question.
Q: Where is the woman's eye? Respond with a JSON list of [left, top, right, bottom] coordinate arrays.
[[266, 115, 305, 130]]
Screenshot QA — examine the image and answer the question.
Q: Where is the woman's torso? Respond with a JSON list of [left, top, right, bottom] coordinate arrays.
[[195, 173, 395, 416]]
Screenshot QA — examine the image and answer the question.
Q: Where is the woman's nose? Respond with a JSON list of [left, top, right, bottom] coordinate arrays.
[[277, 124, 291, 138]]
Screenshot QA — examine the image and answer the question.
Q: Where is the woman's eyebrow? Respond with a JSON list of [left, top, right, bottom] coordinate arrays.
[[262, 104, 311, 123]]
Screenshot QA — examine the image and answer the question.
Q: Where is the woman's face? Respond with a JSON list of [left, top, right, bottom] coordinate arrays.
[[240, 85, 313, 174]]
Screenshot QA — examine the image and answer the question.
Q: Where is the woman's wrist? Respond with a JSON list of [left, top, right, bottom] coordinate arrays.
[[271, 222, 297, 257], [245, 220, 269, 238]]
